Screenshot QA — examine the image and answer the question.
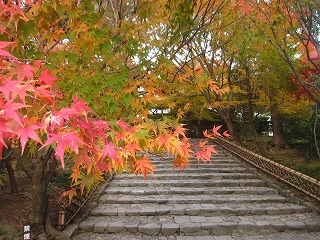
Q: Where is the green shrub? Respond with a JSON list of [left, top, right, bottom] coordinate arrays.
[[0, 225, 8, 236], [50, 170, 72, 189]]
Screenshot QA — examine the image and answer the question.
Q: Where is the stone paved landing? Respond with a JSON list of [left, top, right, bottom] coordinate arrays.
[[70, 142, 320, 239]]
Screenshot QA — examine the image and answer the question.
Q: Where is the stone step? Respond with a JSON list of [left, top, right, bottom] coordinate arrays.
[[70, 139, 320, 239], [151, 167, 250, 174], [71, 231, 320, 240], [148, 157, 236, 162], [78, 212, 320, 236], [107, 179, 267, 188], [104, 186, 278, 196], [151, 163, 245, 168], [115, 172, 257, 180], [97, 193, 288, 205], [90, 202, 309, 217], [150, 157, 237, 162]]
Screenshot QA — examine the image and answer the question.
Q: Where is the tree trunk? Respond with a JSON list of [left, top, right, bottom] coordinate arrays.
[[313, 104, 320, 161], [31, 173, 49, 237], [270, 101, 289, 149], [245, 64, 266, 157], [2, 148, 19, 194], [18, 147, 58, 239]]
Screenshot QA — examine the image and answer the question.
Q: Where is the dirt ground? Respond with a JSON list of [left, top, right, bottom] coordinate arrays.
[[0, 171, 32, 240], [0, 171, 61, 240]]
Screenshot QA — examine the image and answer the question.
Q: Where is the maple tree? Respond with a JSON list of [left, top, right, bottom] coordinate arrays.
[[0, 0, 226, 237], [146, 0, 242, 142]]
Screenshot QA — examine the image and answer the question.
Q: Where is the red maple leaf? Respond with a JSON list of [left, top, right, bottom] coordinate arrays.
[[198, 140, 208, 149], [0, 131, 8, 149], [0, 4, 29, 30], [41, 131, 85, 168], [17, 125, 42, 153], [196, 150, 210, 162], [134, 156, 154, 180], [206, 144, 217, 156], [236, 0, 251, 15], [0, 77, 33, 102], [93, 120, 112, 132], [102, 142, 120, 164], [38, 69, 59, 87], [70, 94, 94, 120], [32, 85, 55, 101], [11, 62, 38, 80], [223, 130, 230, 137], [59, 188, 77, 203], [96, 158, 112, 173], [0, 42, 17, 59], [0, 142, 5, 159], [0, 100, 28, 126], [212, 125, 222, 136], [117, 119, 129, 130], [303, 41, 319, 60]]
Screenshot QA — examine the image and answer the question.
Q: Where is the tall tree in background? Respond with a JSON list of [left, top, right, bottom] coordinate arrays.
[[0, 1, 222, 238], [242, 0, 319, 104], [242, 0, 319, 155]]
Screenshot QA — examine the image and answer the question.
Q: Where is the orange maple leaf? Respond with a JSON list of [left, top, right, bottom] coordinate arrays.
[[235, 0, 251, 15], [173, 125, 187, 138], [173, 156, 189, 172], [134, 156, 154, 180], [60, 188, 77, 203], [203, 129, 213, 139], [157, 134, 171, 149], [124, 142, 142, 157]]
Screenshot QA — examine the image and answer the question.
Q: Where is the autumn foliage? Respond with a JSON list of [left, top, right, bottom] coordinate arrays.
[[0, 1, 229, 204]]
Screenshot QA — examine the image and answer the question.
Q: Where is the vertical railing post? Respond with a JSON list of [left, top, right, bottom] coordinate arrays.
[[58, 206, 66, 231]]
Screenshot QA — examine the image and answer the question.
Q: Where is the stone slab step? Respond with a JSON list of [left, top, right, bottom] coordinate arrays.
[[72, 231, 320, 240], [151, 163, 245, 168], [78, 212, 320, 235], [90, 202, 309, 216], [115, 172, 256, 180], [104, 186, 278, 196], [98, 194, 288, 205], [152, 167, 250, 174], [151, 158, 239, 163], [150, 159, 238, 164], [108, 179, 267, 188]]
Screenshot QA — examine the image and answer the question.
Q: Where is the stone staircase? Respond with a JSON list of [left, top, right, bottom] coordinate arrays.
[[70, 144, 320, 240]]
